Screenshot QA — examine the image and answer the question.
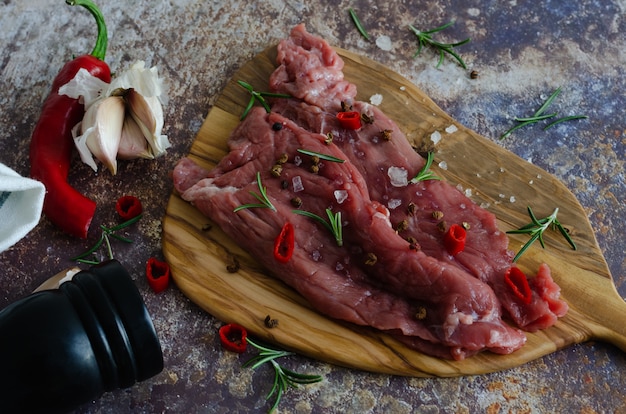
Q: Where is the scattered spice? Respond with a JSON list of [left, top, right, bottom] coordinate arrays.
[[380, 129, 393, 141], [310, 165, 320, 174], [437, 221, 447, 233], [462, 221, 471, 230], [324, 133, 334, 145], [361, 113, 374, 124], [146, 257, 170, 293], [337, 111, 362, 130], [270, 164, 283, 177], [226, 257, 240, 273], [273, 222, 295, 263], [115, 195, 143, 221], [506, 206, 577, 262], [272, 122, 283, 131], [276, 153, 289, 164], [290, 197, 302, 208], [395, 219, 409, 233], [407, 202, 417, 215], [340, 101, 352, 111], [264, 315, 279, 328], [504, 267, 532, 304], [364, 252, 377, 266], [219, 323, 248, 353], [444, 223, 466, 255], [409, 21, 470, 69], [407, 236, 419, 250], [432, 210, 444, 220], [415, 306, 427, 320], [244, 337, 323, 413], [470, 70, 479, 79]]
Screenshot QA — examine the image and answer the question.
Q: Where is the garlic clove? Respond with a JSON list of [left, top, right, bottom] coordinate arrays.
[[125, 89, 171, 157], [118, 116, 153, 160], [79, 96, 125, 174]]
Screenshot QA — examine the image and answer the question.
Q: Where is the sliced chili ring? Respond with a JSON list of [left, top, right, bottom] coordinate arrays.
[[116, 195, 143, 221], [274, 222, 295, 263], [504, 267, 532, 304], [444, 223, 466, 255], [146, 257, 170, 293], [336, 111, 362, 130], [219, 323, 248, 353]]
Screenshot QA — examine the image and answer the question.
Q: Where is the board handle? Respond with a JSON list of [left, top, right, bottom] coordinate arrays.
[[583, 275, 626, 351]]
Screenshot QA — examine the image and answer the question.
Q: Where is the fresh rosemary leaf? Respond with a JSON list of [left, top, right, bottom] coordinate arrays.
[[409, 21, 470, 69], [237, 80, 291, 120], [410, 152, 440, 183], [296, 149, 345, 163], [233, 172, 277, 212], [349, 8, 370, 40], [293, 208, 343, 246], [507, 206, 577, 262], [543, 115, 588, 130]]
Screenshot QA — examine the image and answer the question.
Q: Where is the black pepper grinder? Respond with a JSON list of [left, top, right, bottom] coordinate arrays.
[[0, 260, 164, 414]]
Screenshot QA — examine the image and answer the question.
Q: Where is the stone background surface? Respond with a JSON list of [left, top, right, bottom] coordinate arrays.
[[0, 0, 624, 412]]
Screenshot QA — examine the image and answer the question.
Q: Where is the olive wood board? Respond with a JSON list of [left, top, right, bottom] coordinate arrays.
[[162, 45, 625, 377]]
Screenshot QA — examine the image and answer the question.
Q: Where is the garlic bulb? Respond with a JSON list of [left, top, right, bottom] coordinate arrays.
[[59, 61, 170, 174]]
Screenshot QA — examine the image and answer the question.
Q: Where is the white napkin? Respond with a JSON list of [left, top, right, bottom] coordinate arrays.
[[0, 163, 45, 253]]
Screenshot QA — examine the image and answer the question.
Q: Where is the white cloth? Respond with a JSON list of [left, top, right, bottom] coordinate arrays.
[[0, 163, 45, 253]]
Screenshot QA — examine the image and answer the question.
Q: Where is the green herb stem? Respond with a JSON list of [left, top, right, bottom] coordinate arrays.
[[507, 206, 577, 262], [293, 208, 343, 246], [71, 214, 143, 263], [409, 21, 470, 69], [244, 338, 322, 413], [296, 149, 345, 163], [233, 172, 277, 212], [349, 8, 370, 40], [410, 152, 440, 183], [237, 80, 291, 120]]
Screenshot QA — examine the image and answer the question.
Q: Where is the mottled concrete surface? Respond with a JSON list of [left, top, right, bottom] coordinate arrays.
[[1, 0, 624, 413]]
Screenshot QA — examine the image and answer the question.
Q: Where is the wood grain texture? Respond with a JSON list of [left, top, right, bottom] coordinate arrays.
[[162, 46, 625, 377]]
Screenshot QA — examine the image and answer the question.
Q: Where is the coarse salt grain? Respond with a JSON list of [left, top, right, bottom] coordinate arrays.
[[445, 124, 458, 134], [510, 196, 516, 203], [375, 35, 392, 51], [292, 176, 304, 192], [430, 131, 442, 144], [387, 166, 408, 187], [294, 155, 302, 166], [369, 93, 383, 106], [388, 199, 402, 209], [438, 161, 448, 170], [334, 189, 348, 204]]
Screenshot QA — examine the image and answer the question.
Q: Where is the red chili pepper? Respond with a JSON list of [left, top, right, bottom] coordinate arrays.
[[219, 323, 248, 353], [29, 0, 111, 238], [116, 195, 143, 221], [273, 222, 295, 263], [336, 111, 362, 130], [146, 257, 170, 293], [504, 267, 532, 304], [444, 223, 466, 255]]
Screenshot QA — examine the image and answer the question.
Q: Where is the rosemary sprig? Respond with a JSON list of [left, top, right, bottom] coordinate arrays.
[[409, 21, 470, 69], [349, 8, 370, 40], [233, 172, 277, 213], [71, 214, 143, 264], [293, 208, 343, 246], [237, 80, 291, 120], [244, 338, 322, 413], [410, 152, 440, 183], [296, 148, 345, 163], [507, 206, 577, 262], [500, 87, 588, 139]]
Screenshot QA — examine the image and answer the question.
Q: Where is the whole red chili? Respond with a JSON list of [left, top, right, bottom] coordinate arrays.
[[29, 0, 111, 239], [504, 267, 532, 304], [444, 223, 466, 255], [219, 323, 248, 353], [116, 195, 143, 221], [146, 257, 170, 293], [336, 111, 362, 130], [273, 222, 295, 263]]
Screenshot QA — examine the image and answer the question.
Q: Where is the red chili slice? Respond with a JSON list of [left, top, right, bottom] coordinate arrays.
[[116, 195, 143, 221], [504, 267, 532, 304], [146, 257, 170, 293], [336, 111, 362, 130], [444, 223, 466, 255], [219, 323, 248, 353], [273, 222, 295, 263]]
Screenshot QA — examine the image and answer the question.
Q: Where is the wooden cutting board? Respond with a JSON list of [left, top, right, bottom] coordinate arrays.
[[162, 45, 625, 377]]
